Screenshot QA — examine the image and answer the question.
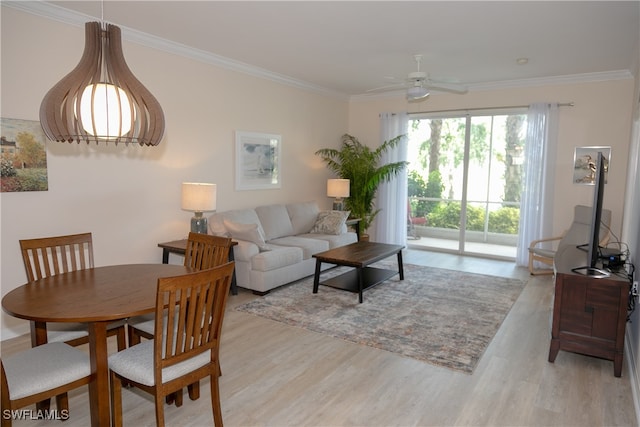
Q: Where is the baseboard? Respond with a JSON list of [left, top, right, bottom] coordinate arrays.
[[624, 329, 640, 424]]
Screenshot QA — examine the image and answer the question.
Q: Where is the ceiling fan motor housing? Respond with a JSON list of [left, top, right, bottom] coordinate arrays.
[[407, 85, 429, 100], [408, 71, 427, 82]]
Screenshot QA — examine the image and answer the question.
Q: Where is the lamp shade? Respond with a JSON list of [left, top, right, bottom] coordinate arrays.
[[327, 179, 350, 198], [181, 183, 217, 212]]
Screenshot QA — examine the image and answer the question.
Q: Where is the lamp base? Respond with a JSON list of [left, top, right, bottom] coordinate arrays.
[[190, 212, 208, 234], [332, 198, 345, 211]]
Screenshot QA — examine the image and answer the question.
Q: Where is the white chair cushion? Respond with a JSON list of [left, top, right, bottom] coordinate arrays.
[[108, 340, 210, 386], [45, 322, 89, 343], [130, 318, 155, 335], [46, 319, 125, 343], [3, 342, 90, 400], [127, 313, 156, 336], [530, 247, 556, 258]]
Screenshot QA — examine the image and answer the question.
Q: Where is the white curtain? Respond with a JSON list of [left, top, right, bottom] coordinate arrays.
[[375, 112, 408, 245], [516, 103, 559, 266]]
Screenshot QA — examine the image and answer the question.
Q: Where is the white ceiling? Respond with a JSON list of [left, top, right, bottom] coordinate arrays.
[[23, 1, 640, 98]]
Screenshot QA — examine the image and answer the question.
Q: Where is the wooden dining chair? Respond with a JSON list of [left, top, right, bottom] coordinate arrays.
[[109, 262, 234, 427], [1, 342, 92, 427], [127, 232, 232, 405], [128, 233, 233, 344], [19, 233, 127, 349], [19, 232, 127, 412]]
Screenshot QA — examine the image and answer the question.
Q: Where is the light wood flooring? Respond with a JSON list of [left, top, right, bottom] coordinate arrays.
[[1, 249, 637, 426]]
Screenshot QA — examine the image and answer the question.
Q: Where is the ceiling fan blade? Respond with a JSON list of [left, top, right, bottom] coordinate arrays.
[[366, 82, 407, 93], [423, 81, 468, 94]]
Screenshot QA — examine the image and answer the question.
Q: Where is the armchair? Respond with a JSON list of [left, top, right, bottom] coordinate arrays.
[[528, 205, 611, 275]]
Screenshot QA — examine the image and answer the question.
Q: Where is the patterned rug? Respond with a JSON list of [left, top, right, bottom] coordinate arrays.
[[235, 262, 527, 373]]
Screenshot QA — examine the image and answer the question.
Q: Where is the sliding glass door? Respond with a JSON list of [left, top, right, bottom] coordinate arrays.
[[407, 110, 526, 259]]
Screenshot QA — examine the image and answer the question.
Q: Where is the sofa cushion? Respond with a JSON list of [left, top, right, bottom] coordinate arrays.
[[223, 220, 269, 251], [209, 209, 264, 237], [298, 232, 358, 249], [268, 236, 329, 259], [251, 246, 302, 272], [255, 204, 295, 241], [310, 210, 350, 235], [287, 201, 320, 235]]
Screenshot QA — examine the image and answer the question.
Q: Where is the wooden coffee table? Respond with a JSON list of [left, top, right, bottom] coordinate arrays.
[[312, 241, 404, 303]]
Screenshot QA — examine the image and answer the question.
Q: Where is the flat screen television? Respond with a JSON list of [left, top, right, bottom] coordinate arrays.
[[572, 151, 610, 277]]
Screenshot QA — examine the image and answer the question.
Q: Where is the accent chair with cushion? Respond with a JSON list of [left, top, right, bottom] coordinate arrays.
[[527, 205, 611, 275]]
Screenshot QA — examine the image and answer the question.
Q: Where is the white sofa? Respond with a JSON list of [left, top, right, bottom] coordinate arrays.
[[208, 201, 358, 294]]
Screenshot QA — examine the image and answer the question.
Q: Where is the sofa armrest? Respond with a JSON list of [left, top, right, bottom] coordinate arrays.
[[232, 240, 260, 262]]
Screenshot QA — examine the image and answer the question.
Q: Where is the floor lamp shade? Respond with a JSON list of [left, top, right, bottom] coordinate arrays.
[[327, 179, 350, 211], [181, 183, 217, 234], [39, 22, 165, 146]]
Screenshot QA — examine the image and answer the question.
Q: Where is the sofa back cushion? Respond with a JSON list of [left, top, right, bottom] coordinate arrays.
[[255, 204, 294, 241], [286, 201, 320, 235], [223, 220, 270, 251], [208, 209, 264, 237]]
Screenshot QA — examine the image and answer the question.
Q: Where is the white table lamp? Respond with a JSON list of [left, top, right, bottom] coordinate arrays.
[[181, 182, 217, 234], [327, 179, 350, 211]]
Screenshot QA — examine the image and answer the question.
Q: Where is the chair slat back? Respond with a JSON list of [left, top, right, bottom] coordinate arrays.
[[184, 232, 232, 271], [154, 262, 234, 377], [20, 233, 94, 281]]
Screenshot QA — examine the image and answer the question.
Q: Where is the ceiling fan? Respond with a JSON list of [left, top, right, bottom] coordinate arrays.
[[368, 54, 468, 101]]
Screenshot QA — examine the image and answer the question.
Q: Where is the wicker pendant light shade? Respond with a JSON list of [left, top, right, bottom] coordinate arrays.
[[40, 22, 164, 146]]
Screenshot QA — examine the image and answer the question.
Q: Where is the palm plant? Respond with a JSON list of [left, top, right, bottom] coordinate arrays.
[[315, 134, 408, 234]]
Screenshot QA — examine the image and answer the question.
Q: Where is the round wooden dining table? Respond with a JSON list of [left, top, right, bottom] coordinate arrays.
[[2, 263, 193, 427]]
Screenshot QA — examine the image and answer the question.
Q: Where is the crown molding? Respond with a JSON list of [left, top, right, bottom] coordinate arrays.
[[350, 70, 634, 102], [3, 1, 347, 99], [6, 1, 632, 104], [467, 70, 634, 92]]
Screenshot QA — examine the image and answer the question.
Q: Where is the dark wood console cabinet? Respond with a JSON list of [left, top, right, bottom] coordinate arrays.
[[548, 271, 629, 377]]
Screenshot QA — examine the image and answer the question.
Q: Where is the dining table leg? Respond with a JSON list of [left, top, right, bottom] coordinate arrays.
[[31, 321, 51, 412], [87, 321, 110, 427]]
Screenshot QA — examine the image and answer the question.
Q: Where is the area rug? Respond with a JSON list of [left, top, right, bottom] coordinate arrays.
[[235, 262, 527, 373]]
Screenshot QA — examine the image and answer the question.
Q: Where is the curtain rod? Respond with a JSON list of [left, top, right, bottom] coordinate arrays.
[[409, 102, 574, 116]]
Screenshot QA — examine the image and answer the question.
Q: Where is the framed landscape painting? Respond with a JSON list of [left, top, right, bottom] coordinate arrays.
[[0, 117, 49, 192], [235, 131, 281, 190]]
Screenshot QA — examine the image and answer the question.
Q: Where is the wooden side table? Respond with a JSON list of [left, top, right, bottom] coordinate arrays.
[[346, 218, 361, 241], [158, 239, 239, 295]]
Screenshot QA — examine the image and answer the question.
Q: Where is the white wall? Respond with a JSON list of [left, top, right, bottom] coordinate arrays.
[[349, 79, 636, 242], [621, 53, 640, 421], [0, 7, 348, 339]]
